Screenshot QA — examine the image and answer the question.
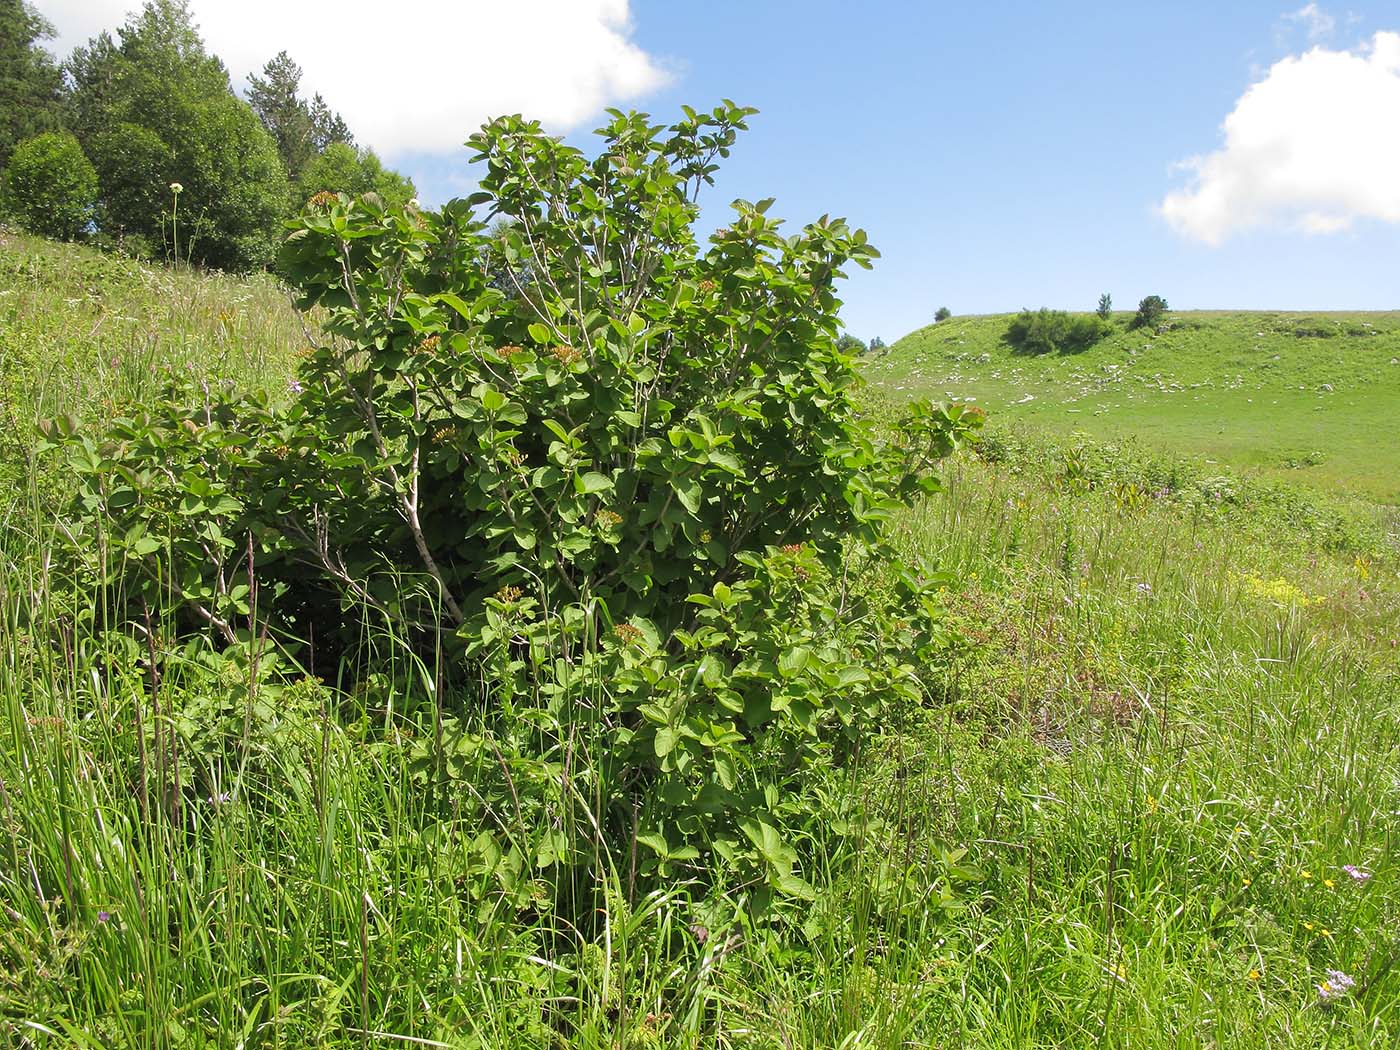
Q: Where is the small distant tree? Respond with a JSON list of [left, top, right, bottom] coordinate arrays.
[[1131, 295, 1168, 330], [869, 336, 887, 353], [836, 333, 866, 354], [934, 306, 952, 322], [3, 132, 97, 240], [1096, 293, 1112, 320]]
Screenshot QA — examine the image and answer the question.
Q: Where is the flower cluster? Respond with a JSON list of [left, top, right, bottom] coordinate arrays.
[[550, 345, 582, 366], [415, 334, 441, 356], [613, 623, 645, 645], [306, 190, 339, 210], [595, 509, 623, 529], [1317, 969, 1355, 1003], [1342, 864, 1372, 883], [493, 585, 523, 604]]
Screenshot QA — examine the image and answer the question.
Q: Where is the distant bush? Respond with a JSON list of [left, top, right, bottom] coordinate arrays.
[[934, 306, 952, 322], [1005, 308, 1112, 355], [1096, 293, 1112, 320], [836, 333, 867, 354], [1131, 295, 1168, 330], [869, 335, 887, 352], [2, 132, 98, 241]]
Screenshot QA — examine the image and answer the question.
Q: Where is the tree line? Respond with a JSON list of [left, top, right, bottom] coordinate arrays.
[[0, 0, 415, 270]]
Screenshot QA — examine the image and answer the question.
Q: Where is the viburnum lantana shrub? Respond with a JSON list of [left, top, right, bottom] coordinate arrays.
[[49, 104, 982, 909]]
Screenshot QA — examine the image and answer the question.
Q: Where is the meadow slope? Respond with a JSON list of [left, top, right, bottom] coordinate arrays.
[[871, 312, 1400, 502]]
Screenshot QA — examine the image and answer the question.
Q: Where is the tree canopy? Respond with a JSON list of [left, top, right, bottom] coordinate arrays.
[[0, 0, 65, 166], [67, 0, 289, 269]]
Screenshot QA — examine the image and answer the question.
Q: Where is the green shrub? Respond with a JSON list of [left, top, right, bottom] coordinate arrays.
[[2, 132, 97, 240], [1131, 294, 1168, 330], [934, 306, 952, 322], [44, 103, 982, 914], [1096, 292, 1112, 319], [1005, 307, 1111, 355]]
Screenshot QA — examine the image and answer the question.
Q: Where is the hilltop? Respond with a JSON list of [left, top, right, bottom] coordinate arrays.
[[870, 311, 1400, 502]]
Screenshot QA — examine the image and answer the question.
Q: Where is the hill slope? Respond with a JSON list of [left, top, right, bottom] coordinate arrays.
[[869, 312, 1400, 502]]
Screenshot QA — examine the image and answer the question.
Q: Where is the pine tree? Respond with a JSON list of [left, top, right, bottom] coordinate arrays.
[[247, 51, 317, 182]]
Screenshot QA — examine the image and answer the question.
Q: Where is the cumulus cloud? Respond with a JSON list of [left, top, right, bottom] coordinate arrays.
[[38, 0, 671, 156], [1160, 30, 1400, 244]]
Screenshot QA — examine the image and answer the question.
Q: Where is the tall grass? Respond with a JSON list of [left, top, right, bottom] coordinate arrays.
[[2, 236, 1398, 1046]]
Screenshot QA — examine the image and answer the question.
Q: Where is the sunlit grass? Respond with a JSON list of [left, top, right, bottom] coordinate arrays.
[[1, 236, 1398, 1046]]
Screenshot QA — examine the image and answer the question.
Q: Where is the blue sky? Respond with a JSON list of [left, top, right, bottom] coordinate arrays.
[[43, 1, 1400, 342]]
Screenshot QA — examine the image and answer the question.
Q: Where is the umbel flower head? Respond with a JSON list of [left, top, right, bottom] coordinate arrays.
[[169, 182, 183, 195]]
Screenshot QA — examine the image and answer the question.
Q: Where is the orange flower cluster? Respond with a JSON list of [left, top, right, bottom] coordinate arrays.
[[614, 623, 645, 645], [306, 191, 339, 210], [550, 345, 582, 366], [494, 585, 523, 604]]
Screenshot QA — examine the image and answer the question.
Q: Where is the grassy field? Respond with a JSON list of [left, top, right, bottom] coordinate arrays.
[[871, 311, 1400, 502], [2, 235, 1399, 1047]]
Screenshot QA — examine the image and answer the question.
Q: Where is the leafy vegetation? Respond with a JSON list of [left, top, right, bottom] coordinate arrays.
[[0, 0, 64, 167], [0, 0, 414, 270], [935, 305, 952, 322], [1, 131, 97, 240], [3, 109, 1399, 1050], [1132, 293, 1168, 330], [1005, 306, 1113, 355], [1097, 291, 1113, 319]]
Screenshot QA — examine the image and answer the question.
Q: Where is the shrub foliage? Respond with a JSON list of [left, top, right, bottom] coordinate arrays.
[[2, 131, 96, 240], [1005, 307, 1111, 355], [42, 104, 981, 913], [1132, 294, 1168, 330]]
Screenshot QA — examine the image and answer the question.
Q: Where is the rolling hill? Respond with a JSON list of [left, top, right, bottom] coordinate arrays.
[[869, 311, 1400, 502]]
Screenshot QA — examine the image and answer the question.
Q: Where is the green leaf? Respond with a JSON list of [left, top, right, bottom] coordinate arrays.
[[575, 472, 612, 495], [674, 477, 702, 515], [778, 645, 812, 678]]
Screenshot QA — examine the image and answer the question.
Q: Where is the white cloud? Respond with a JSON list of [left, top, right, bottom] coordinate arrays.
[[1160, 30, 1400, 245], [1283, 3, 1336, 41], [36, 0, 671, 156]]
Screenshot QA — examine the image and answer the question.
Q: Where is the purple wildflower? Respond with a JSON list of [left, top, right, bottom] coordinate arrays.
[[1342, 865, 1372, 883], [288, 379, 304, 395], [97, 910, 110, 923], [1317, 969, 1355, 1003]]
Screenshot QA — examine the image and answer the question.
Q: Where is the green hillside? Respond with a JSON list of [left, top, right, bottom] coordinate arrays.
[[871, 312, 1400, 502]]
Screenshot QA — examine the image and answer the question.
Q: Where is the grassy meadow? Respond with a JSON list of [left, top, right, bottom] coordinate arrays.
[[873, 311, 1400, 501], [2, 233, 1399, 1048]]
